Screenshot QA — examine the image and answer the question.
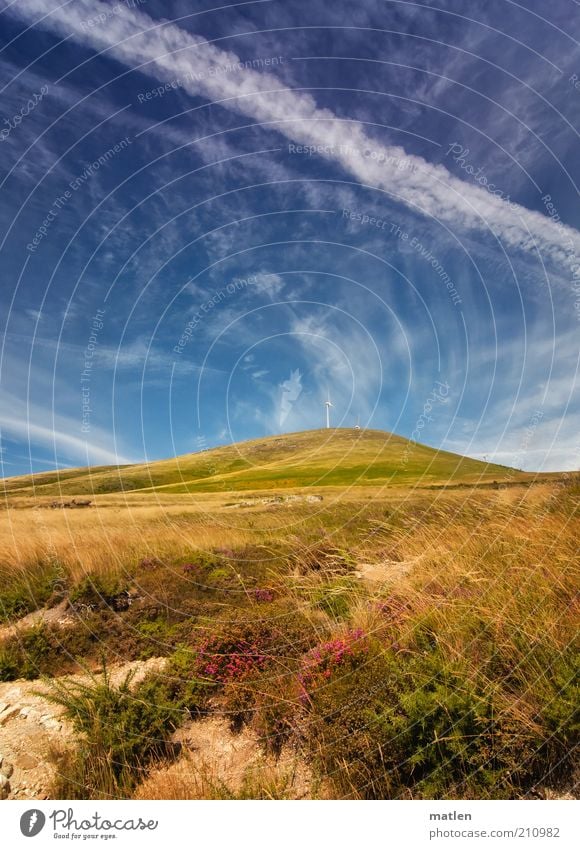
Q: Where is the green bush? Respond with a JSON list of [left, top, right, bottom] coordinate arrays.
[[0, 641, 20, 681], [143, 646, 214, 716], [300, 642, 571, 799], [48, 665, 181, 799], [134, 619, 182, 659], [0, 623, 98, 681], [69, 573, 129, 610], [535, 647, 580, 781]]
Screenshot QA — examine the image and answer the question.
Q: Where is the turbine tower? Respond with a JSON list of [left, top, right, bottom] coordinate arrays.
[[324, 395, 333, 429]]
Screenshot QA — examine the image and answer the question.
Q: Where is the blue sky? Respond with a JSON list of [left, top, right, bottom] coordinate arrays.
[[0, 0, 579, 475]]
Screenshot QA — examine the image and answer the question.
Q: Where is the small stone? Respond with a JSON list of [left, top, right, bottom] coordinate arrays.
[[19, 707, 30, 718], [1, 761, 13, 779], [18, 754, 38, 771], [0, 775, 10, 800], [0, 706, 20, 726], [42, 718, 61, 731]]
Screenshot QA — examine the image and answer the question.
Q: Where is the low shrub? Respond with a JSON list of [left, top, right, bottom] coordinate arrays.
[[251, 673, 301, 755], [0, 640, 21, 681], [0, 622, 98, 681], [47, 665, 181, 799], [299, 640, 574, 799], [1, 626, 55, 680], [69, 573, 131, 611], [188, 604, 325, 729], [193, 604, 323, 682], [134, 619, 183, 659], [534, 646, 580, 784], [253, 588, 275, 603], [143, 646, 215, 717]]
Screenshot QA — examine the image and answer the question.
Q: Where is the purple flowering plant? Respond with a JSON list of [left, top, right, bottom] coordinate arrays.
[[298, 628, 369, 703]]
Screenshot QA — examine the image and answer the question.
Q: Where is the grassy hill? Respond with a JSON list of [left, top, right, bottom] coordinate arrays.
[[0, 428, 522, 497]]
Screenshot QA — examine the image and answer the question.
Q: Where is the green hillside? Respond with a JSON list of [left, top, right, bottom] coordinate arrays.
[[0, 428, 521, 497]]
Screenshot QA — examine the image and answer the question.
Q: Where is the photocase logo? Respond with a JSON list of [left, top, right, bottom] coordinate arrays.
[[20, 809, 46, 837]]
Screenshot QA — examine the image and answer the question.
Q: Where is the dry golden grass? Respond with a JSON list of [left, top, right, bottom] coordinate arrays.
[[1, 479, 577, 799], [134, 747, 317, 800], [0, 499, 255, 583]]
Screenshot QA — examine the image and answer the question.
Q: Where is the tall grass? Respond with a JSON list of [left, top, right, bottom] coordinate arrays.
[[1, 481, 577, 799], [0, 501, 255, 587]]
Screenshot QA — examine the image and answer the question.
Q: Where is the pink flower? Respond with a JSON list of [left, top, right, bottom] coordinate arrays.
[[298, 629, 369, 698], [253, 588, 274, 603]]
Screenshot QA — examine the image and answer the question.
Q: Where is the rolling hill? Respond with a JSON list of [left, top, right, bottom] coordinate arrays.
[[0, 428, 526, 498]]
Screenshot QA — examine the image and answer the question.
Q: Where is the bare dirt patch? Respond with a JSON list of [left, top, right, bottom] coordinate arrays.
[[0, 657, 165, 800], [135, 716, 315, 799]]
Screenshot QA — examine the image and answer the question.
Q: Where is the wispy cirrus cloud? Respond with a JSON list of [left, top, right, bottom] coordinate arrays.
[[0, 342, 136, 469], [0, 393, 134, 468], [0, 412, 132, 468], [3, 0, 580, 274]]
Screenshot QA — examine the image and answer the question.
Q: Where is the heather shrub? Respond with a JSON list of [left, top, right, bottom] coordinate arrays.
[[253, 588, 275, 603], [251, 673, 300, 754], [193, 604, 323, 682], [192, 604, 325, 728]]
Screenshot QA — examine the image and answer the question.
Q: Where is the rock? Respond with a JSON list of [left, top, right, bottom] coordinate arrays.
[[1, 761, 13, 778], [41, 718, 61, 731], [18, 754, 38, 771], [0, 775, 10, 800], [0, 705, 20, 726]]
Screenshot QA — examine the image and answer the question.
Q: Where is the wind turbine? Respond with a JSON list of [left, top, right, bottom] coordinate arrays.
[[324, 394, 333, 429]]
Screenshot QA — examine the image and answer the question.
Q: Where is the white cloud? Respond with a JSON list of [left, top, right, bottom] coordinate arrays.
[[4, 0, 580, 274], [0, 413, 131, 467], [251, 272, 285, 298], [3, 332, 215, 375], [453, 413, 580, 473], [0, 347, 136, 468], [278, 368, 303, 426]]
